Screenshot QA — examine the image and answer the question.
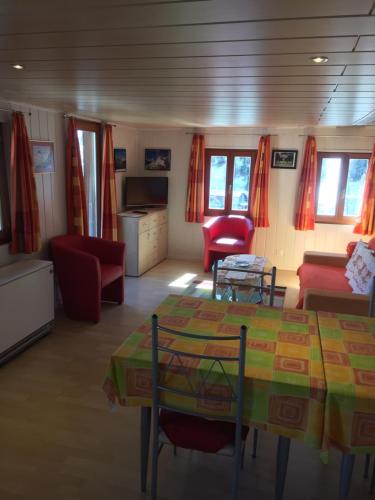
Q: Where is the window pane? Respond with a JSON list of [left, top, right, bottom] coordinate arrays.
[[78, 130, 98, 236], [343, 158, 369, 217], [317, 157, 341, 216], [208, 156, 227, 210], [231, 156, 251, 211]]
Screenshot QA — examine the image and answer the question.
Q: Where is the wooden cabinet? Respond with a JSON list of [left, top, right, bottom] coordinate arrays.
[[118, 208, 168, 276]]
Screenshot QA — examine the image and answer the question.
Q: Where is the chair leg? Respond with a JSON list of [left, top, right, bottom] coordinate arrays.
[[241, 441, 246, 470], [231, 447, 242, 500], [173, 445, 177, 457], [252, 428, 258, 459], [275, 436, 290, 500], [338, 454, 355, 500], [370, 458, 375, 495], [365, 454, 371, 479]]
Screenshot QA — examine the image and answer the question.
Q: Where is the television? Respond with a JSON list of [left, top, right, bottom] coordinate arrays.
[[124, 176, 168, 208]]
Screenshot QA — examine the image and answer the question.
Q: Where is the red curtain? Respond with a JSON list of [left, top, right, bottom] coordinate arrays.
[[10, 112, 41, 254], [354, 144, 375, 235], [251, 135, 270, 227], [294, 136, 318, 231], [66, 117, 88, 236], [101, 124, 118, 241], [185, 134, 205, 223]]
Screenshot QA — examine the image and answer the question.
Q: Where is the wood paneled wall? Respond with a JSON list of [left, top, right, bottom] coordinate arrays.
[[0, 102, 66, 266]]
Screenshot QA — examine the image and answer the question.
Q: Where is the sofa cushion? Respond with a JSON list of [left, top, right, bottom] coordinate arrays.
[[297, 263, 351, 308], [209, 237, 247, 252]]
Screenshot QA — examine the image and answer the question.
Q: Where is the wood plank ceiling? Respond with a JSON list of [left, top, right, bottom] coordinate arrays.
[[0, 0, 375, 127]]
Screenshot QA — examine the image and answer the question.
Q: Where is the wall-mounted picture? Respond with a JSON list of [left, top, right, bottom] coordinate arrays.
[[114, 148, 127, 171], [31, 141, 55, 173], [271, 149, 298, 169], [145, 148, 171, 171]]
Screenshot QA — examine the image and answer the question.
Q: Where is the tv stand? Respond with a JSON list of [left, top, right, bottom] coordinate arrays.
[[118, 208, 168, 276]]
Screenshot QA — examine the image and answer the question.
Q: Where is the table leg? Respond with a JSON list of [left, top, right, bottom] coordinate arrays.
[[364, 453, 371, 479], [274, 436, 290, 500], [338, 454, 355, 500], [140, 406, 151, 492]]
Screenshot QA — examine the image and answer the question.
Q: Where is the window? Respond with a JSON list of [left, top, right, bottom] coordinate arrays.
[[204, 149, 257, 216], [76, 120, 101, 237], [0, 124, 11, 245], [316, 152, 370, 224]]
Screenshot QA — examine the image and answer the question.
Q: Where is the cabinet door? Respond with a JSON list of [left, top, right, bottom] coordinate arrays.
[[138, 230, 152, 274], [158, 223, 168, 260]]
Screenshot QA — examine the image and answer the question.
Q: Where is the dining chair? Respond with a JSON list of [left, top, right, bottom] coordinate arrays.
[[150, 314, 248, 500]]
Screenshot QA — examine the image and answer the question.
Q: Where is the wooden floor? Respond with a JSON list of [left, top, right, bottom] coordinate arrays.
[[0, 259, 371, 500]]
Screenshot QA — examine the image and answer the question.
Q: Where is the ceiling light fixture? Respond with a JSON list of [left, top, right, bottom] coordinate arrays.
[[310, 56, 329, 64], [12, 64, 24, 70]]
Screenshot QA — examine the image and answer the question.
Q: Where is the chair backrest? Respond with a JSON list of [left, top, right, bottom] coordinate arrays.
[[151, 314, 247, 426], [206, 215, 253, 240]]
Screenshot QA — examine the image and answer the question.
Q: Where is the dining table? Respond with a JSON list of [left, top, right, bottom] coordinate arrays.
[[103, 294, 375, 500]]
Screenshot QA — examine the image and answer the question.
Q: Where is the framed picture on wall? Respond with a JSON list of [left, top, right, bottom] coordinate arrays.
[[31, 141, 55, 173], [114, 148, 127, 171], [145, 148, 171, 171], [271, 149, 298, 169]]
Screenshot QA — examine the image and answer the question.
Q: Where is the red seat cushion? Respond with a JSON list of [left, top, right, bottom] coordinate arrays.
[[296, 263, 352, 309], [209, 238, 247, 252], [101, 264, 123, 288], [159, 409, 249, 453]]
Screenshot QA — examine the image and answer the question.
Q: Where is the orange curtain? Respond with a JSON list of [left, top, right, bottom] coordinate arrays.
[[294, 136, 318, 231], [251, 135, 270, 227], [101, 124, 118, 241], [66, 117, 88, 236], [354, 144, 375, 235], [10, 112, 41, 254], [185, 133, 205, 223]]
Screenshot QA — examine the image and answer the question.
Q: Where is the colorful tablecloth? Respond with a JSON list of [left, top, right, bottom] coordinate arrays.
[[318, 311, 375, 455], [104, 294, 326, 450]]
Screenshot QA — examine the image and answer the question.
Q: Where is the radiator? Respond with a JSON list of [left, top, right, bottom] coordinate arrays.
[[0, 259, 54, 364]]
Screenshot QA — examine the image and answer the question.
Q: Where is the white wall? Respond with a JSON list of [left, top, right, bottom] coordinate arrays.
[[133, 126, 375, 270], [0, 101, 66, 267], [112, 124, 138, 212]]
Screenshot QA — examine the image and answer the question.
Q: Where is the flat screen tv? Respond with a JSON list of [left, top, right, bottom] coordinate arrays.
[[124, 176, 168, 208]]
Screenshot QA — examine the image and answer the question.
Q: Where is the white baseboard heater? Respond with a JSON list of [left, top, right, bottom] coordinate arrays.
[[0, 259, 54, 365]]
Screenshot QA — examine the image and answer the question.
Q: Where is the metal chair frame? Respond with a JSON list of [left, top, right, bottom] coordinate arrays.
[[212, 260, 277, 307], [151, 314, 247, 500]]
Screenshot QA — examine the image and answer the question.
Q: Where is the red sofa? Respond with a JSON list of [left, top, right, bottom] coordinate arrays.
[[51, 235, 125, 322], [202, 215, 254, 272], [296, 237, 375, 315]]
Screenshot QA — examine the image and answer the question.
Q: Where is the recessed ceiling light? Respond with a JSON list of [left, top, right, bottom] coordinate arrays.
[[310, 56, 329, 64], [12, 64, 24, 70]]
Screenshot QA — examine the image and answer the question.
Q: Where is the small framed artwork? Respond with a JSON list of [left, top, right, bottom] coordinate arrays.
[[114, 148, 127, 171], [145, 148, 171, 171], [31, 141, 55, 173], [271, 149, 298, 169]]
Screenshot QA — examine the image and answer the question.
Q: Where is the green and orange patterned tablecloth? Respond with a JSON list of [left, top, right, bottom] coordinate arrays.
[[104, 294, 326, 450], [317, 311, 375, 455]]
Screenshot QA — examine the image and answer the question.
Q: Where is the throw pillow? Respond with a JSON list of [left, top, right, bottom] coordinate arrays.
[[346, 241, 357, 258], [345, 240, 365, 280], [348, 243, 375, 295]]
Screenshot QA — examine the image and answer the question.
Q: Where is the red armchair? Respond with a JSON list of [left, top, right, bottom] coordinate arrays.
[[202, 215, 255, 272], [50, 235, 125, 322]]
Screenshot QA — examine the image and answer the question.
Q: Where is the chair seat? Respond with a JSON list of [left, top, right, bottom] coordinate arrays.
[[159, 409, 249, 454], [209, 238, 247, 252], [101, 264, 123, 288]]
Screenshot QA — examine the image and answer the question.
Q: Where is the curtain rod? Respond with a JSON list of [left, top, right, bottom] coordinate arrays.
[[63, 113, 117, 127], [0, 107, 32, 115], [299, 134, 375, 138], [185, 132, 278, 136]]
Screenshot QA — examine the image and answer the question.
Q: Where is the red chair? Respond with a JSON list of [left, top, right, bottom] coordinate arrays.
[[50, 235, 125, 322], [202, 215, 255, 272]]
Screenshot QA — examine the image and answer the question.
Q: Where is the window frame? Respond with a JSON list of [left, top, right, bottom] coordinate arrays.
[[0, 123, 11, 245], [315, 151, 371, 225], [75, 119, 101, 236], [204, 148, 257, 217]]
